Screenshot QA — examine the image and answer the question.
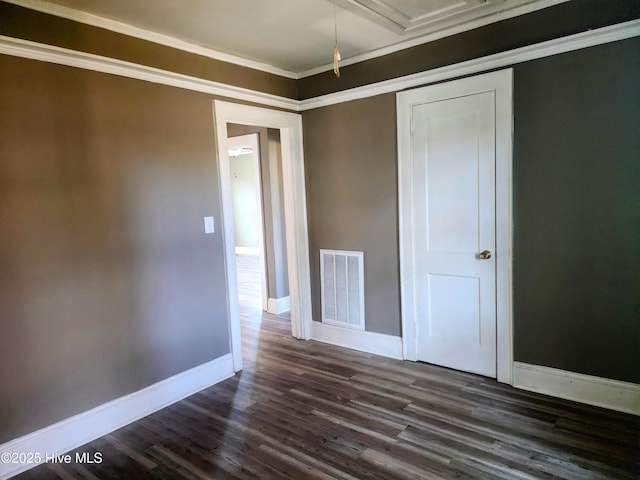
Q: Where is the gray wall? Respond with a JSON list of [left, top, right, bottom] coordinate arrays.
[[302, 38, 640, 383], [0, 55, 231, 443], [303, 94, 400, 336]]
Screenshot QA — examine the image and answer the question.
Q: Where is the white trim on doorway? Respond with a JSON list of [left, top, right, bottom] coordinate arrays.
[[397, 69, 514, 384], [213, 101, 312, 373]]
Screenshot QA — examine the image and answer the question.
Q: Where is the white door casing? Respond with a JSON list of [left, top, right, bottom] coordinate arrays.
[[213, 101, 312, 373], [397, 69, 514, 383]]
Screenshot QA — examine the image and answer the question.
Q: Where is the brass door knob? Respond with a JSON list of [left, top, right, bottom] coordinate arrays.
[[479, 250, 492, 259]]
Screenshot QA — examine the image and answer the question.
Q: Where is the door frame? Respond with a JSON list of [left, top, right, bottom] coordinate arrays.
[[397, 69, 514, 384], [213, 101, 312, 373], [226, 133, 268, 313]]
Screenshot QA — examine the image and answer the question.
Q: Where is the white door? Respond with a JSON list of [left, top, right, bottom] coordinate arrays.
[[399, 70, 513, 382], [409, 88, 498, 378]]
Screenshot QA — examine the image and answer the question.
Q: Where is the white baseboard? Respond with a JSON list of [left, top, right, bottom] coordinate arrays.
[[310, 321, 403, 360], [0, 353, 234, 480], [235, 246, 260, 256], [513, 361, 640, 416], [267, 296, 290, 314]]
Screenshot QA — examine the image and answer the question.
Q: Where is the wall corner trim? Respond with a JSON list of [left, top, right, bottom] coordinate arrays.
[[512, 362, 640, 416], [267, 296, 291, 315], [310, 321, 403, 360], [0, 354, 234, 480]]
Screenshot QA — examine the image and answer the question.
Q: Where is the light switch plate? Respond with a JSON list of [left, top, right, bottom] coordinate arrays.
[[204, 216, 215, 234]]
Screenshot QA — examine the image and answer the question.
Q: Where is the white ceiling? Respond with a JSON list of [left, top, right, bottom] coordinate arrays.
[[13, 0, 568, 77]]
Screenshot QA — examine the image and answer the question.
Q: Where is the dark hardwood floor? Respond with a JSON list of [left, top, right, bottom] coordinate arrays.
[[15, 256, 640, 479]]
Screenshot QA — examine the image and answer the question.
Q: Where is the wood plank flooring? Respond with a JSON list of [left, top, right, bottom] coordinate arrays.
[[15, 256, 640, 479]]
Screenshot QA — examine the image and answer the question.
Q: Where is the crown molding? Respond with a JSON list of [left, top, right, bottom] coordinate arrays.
[[299, 19, 640, 110], [0, 20, 638, 113], [2, 0, 300, 79], [298, 0, 571, 78], [3, 0, 570, 80], [0, 35, 300, 111]]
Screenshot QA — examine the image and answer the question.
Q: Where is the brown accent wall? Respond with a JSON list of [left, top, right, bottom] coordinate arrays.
[[298, 0, 640, 99], [0, 54, 231, 443], [0, 1, 298, 99], [303, 94, 400, 336], [302, 38, 640, 383], [512, 38, 640, 383]]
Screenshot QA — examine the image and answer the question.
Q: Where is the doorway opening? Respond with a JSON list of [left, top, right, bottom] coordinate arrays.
[[213, 101, 312, 373], [227, 129, 290, 327]]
